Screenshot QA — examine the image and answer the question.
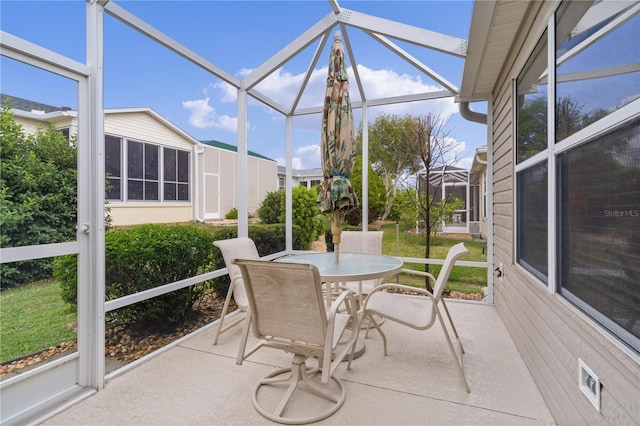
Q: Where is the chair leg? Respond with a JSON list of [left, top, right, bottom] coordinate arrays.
[[213, 281, 236, 345], [363, 312, 387, 355], [440, 298, 465, 354], [236, 313, 252, 365], [436, 308, 470, 393], [253, 355, 346, 424]]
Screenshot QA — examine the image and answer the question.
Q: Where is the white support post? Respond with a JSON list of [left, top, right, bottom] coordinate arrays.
[[285, 116, 293, 252], [361, 102, 369, 228], [83, 0, 106, 389], [236, 87, 249, 238]]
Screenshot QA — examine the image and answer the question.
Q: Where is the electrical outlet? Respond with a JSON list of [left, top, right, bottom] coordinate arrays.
[[578, 358, 601, 412], [495, 262, 504, 282]]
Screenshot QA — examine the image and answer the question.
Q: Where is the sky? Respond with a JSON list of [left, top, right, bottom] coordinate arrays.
[[0, 0, 487, 171]]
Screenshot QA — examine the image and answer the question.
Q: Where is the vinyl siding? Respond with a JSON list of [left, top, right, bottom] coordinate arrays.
[[490, 3, 640, 425], [105, 112, 194, 150]]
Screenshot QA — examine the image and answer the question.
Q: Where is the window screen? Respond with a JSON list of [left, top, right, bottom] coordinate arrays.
[[517, 161, 548, 282], [558, 119, 640, 351]]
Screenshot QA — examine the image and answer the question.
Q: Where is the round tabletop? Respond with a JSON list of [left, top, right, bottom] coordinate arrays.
[[277, 252, 403, 282]]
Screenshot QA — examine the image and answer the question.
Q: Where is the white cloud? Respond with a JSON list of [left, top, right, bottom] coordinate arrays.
[[182, 97, 238, 132], [296, 144, 320, 158], [246, 64, 459, 133], [275, 144, 321, 170], [276, 157, 304, 170], [210, 81, 237, 103]]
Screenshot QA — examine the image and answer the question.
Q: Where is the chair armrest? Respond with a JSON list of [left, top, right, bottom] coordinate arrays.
[[360, 283, 435, 314], [401, 268, 436, 284], [329, 289, 358, 319]]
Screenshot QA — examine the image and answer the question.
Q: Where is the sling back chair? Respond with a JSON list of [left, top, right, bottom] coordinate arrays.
[[212, 237, 259, 363], [355, 242, 471, 392], [339, 231, 384, 304], [234, 258, 359, 424]]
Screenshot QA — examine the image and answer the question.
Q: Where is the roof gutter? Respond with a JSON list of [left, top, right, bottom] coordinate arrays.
[[459, 101, 487, 124]]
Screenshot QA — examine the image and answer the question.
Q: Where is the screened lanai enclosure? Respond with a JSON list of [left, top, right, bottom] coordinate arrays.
[[2, 1, 639, 425], [0, 1, 488, 423]]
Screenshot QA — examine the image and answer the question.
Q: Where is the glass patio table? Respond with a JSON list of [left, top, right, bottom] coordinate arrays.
[[276, 252, 404, 359], [277, 252, 403, 283]]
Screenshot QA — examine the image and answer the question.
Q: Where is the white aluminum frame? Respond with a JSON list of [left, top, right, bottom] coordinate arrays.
[[0, 1, 488, 422]]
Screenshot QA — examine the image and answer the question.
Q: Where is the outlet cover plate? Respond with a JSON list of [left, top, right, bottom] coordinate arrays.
[[578, 358, 601, 412]]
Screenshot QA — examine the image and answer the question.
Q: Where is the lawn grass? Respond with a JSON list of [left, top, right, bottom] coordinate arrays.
[[377, 222, 487, 294], [0, 280, 76, 363]]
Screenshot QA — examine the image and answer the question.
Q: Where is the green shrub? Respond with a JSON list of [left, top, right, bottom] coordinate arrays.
[[288, 186, 324, 250], [55, 223, 216, 326], [224, 208, 238, 220], [256, 187, 323, 250], [256, 190, 282, 224], [1, 104, 78, 288], [54, 222, 305, 326], [345, 157, 386, 226]]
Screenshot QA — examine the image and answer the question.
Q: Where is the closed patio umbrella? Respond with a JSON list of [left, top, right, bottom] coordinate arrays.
[[318, 30, 359, 263]]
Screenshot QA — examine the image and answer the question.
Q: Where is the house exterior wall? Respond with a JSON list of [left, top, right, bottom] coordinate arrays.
[[247, 156, 278, 215], [104, 112, 191, 150], [13, 113, 74, 134], [12, 107, 277, 224], [490, 3, 639, 425], [104, 111, 195, 226], [202, 145, 277, 219]]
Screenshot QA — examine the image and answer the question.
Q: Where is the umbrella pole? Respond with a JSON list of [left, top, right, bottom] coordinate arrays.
[[332, 211, 342, 264]]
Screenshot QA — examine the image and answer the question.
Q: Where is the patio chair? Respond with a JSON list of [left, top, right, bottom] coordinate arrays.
[[339, 231, 384, 303], [212, 237, 259, 363], [234, 258, 359, 424], [355, 242, 471, 392]]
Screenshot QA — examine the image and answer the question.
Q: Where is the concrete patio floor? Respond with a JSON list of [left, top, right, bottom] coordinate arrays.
[[44, 300, 556, 425]]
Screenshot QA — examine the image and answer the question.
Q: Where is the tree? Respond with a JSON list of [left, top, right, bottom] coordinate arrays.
[[358, 114, 421, 220], [0, 103, 78, 287], [404, 113, 463, 292], [345, 156, 386, 226]]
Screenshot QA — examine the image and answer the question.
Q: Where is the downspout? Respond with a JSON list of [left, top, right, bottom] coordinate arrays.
[[194, 143, 205, 223], [459, 99, 492, 304], [459, 101, 487, 124]]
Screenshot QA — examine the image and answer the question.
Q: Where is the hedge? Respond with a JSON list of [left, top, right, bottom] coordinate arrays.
[[53, 222, 303, 327]]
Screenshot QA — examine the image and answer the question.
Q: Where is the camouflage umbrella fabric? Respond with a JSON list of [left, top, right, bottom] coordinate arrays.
[[318, 30, 359, 260]]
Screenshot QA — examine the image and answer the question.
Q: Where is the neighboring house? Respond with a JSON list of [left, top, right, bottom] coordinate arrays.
[[460, 1, 639, 423], [3, 94, 278, 225], [417, 165, 480, 236], [277, 166, 324, 190]]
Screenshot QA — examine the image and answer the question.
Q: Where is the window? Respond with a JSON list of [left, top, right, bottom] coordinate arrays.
[[558, 120, 640, 352], [555, 2, 640, 142], [105, 135, 122, 200], [554, 0, 640, 353], [163, 147, 189, 201], [127, 140, 158, 201], [517, 162, 548, 282], [516, 29, 548, 164], [516, 30, 549, 281], [515, 1, 640, 351], [105, 136, 190, 202]]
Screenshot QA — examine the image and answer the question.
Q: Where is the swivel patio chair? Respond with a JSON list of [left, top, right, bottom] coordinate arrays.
[[234, 258, 359, 424], [355, 242, 471, 392], [212, 237, 259, 363]]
